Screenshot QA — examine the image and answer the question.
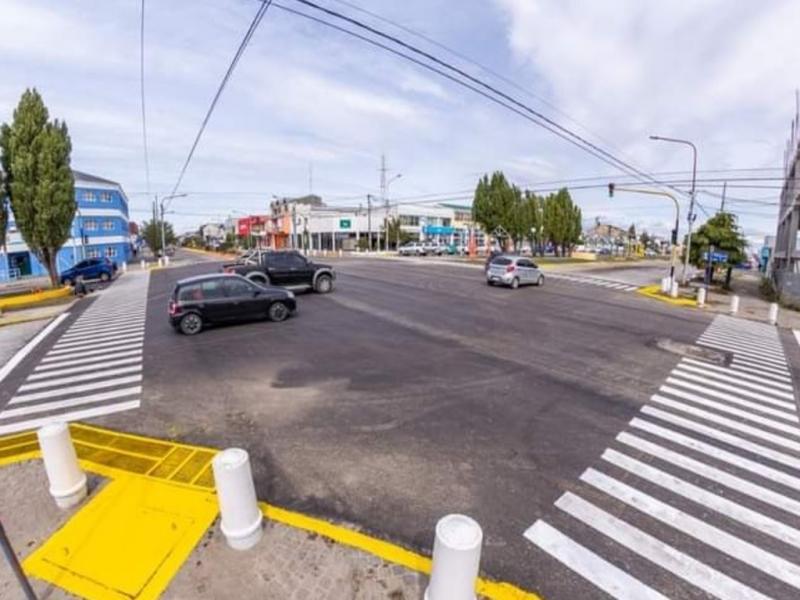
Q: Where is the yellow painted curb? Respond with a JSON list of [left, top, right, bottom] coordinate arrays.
[[0, 424, 541, 600], [0, 286, 71, 311], [637, 284, 698, 307]]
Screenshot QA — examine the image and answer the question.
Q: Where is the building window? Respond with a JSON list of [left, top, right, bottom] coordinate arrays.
[[400, 215, 419, 226], [86, 248, 100, 258], [84, 219, 98, 231], [103, 220, 115, 231], [82, 191, 97, 202], [442, 218, 452, 227], [100, 192, 112, 203], [105, 246, 117, 258]]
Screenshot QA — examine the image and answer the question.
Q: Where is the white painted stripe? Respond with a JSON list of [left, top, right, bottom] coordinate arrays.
[[603, 448, 800, 550], [36, 349, 142, 370], [53, 332, 144, 350], [18, 365, 142, 391], [681, 358, 794, 392], [714, 316, 779, 333], [660, 384, 800, 432], [729, 360, 792, 382], [649, 394, 800, 453], [732, 356, 791, 377], [72, 308, 146, 320], [60, 322, 145, 339], [581, 468, 800, 590], [0, 313, 69, 385], [523, 520, 668, 600], [703, 326, 781, 344], [699, 333, 784, 355], [41, 343, 144, 363], [639, 408, 800, 472], [794, 330, 800, 349], [697, 341, 787, 367], [0, 387, 141, 419], [707, 323, 780, 339], [667, 373, 797, 414], [27, 357, 142, 380], [554, 492, 771, 600], [46, 337, 144, 357], [620, 429, 800, 513], [68, 316, 146, 331], [0, 400, 141, 435], [11, 374, 142, 404]]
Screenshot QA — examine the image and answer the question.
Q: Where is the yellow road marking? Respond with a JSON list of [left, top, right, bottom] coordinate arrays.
[[1, 423, 541, 599]]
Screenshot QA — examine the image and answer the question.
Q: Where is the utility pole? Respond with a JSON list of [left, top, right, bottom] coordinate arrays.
[[367, 194, 373, 251], [291, 203, 297, 250], [380, 154, 387, 252], [720, 181, 727, 213]]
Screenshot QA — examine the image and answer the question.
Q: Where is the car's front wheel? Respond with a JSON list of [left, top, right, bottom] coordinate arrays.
[[62, 278, 73, 287], [268, 301, 291, 322], [179, 312, 203, 335], [314, 274, 333, 294]]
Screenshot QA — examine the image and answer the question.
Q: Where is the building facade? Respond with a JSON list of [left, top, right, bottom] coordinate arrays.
[[1, 170, 132, 281]]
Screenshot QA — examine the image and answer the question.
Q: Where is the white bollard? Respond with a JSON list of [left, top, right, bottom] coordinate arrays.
[[338, 249, 343, 258], [164, 255, 170, 266], [660, 277, 670, 294], [212, 448, 262, 551], [730, 295, 740, 315], [670, 280, 679, 298], [768, 302, 779, 325], [425, 514, 483, 600], [140, 259, 146, 270], [697, 287, 706, 307], [121, 261, 127, 273], [37, 423, 87, 509]]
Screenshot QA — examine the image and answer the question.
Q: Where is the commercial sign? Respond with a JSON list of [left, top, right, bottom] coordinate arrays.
[[702, 251, 729, 262], [237, 218, 250, 237], [339, 219, 351, 229]]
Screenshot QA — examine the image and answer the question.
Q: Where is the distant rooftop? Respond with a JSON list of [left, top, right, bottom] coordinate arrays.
[[73, 170, 120, 186]]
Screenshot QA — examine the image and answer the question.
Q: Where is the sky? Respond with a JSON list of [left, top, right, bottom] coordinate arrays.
[[1, 0, 797, 244]]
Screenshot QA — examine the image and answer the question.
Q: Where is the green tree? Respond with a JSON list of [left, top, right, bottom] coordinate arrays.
[[472, 171, 519, 250], [542, 188, 582, 256], [386, 216, 412, 249], [0, 89, 75, 286], [639, 230, 651, 250], [522, 191, 544, 255], [687, 211, 747, 288], [141, 219, 175, 255]]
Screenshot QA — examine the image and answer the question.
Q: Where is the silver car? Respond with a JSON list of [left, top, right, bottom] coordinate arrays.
[[486, 255, 544, 289]]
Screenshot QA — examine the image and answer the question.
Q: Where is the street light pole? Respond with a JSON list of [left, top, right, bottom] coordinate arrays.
[[609, 183, 680, 282], [649, 135, 697, 284], [158, 193, 187, 259], [384, 173, 402, 251]]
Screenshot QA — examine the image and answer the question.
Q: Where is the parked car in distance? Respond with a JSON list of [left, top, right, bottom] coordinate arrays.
[[222, 250, 335, 293], [398, 242, 427, 256], [60, 257, 117, 286], [169, 273, 296, 335], [486, 255, 544, 289], [421, 242, 447, 256]]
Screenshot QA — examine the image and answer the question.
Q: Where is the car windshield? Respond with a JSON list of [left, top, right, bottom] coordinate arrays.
[[491, 257, 512, 266]]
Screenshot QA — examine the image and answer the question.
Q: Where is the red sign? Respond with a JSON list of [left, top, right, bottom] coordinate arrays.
[[237, 218, 250, 236]]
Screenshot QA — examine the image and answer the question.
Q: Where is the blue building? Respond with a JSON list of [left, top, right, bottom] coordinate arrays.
[[1, 170, 132, 282]]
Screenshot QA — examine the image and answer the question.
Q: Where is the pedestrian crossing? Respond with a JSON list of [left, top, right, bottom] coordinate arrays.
[[0, 272, 150, 435], [546, 272, 639, 292], [524, 313, 800, 599]]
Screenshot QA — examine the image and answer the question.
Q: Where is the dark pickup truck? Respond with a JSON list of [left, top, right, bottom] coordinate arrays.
[[223, 250, 336, 294]]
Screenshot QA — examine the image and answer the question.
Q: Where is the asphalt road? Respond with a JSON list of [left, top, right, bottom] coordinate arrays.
[[56, 252, 716, 595]]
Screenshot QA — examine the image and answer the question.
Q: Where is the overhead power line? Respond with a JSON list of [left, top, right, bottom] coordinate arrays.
[[139, 0, 151, 195], [169, 0, 274, 197], [275, 0, 692, 200]]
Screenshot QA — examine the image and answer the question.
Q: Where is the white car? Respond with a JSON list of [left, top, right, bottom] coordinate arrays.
[[398, 242, 426, 256], [486, 255, 544, 289]]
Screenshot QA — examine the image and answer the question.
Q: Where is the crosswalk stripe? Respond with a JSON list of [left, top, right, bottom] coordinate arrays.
[[603, 448, 800, 550], [698, 334, 785, 358], [697, 341, 788, 367], [619, 429, 800, 513], [524, 520, 668, 600], [638, 408, 800, 472], [70, 313, 146, 328], [59, 323, 145, 341], [0, 400, 141, 435], [649, 394, 800, 453], [18, 365, 142, 391], [44, 339, 143, 359], [703, 326, 781, 342], [27, 356, 143, 380], [0, 387, 141, 419], [680, 358, 794, 392], [673, 365, 795, 401], [581, 468, 800, 590], [659, 384, 800, 432], [53, 332, 144, 350], [11, 374, 142, 404], [731, 356, 791, 377], [666, 373, 798, 415], [554, 492, 771, 600], [35, 349, 143, 370]]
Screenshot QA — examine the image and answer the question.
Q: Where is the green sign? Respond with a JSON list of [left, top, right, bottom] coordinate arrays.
[[339, 219, 351, 229]]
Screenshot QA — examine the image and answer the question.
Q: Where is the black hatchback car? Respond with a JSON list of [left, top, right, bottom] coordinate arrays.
[[169, 273, 296, 335]]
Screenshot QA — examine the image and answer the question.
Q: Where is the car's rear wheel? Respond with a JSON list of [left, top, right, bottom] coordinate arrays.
[[100, 272, 110, 282], [268, 301, 291, 322], [63, 278, 73, 287], [179, 313, 203, 335], [314, 274, 333, 294], [536, 275, 544, 286], [510, 277, 520, 289], [247, 273, 269, 286]]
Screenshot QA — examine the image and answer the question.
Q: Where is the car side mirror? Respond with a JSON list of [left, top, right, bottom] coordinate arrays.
[[253, 289, 261, 297]]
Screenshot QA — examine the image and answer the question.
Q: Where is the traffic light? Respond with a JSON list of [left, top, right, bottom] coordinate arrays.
[[608, 183, 615, 197]]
